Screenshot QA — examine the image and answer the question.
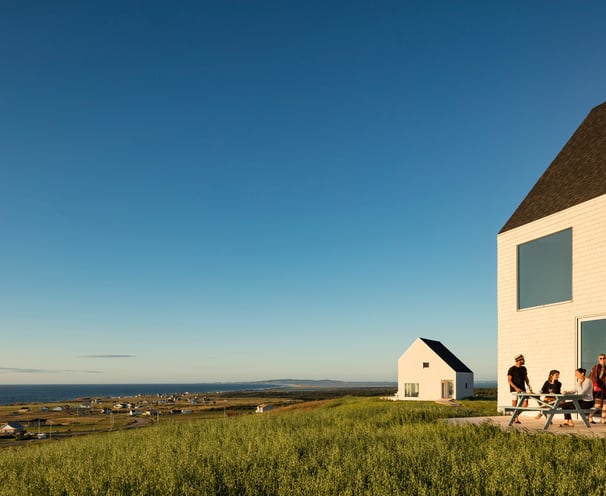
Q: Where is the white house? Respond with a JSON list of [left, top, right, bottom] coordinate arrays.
[[497, 101, 606, 409], [396, 337, 474, 401], [256, 404, 274, 413], [0, 422, 26, 436]]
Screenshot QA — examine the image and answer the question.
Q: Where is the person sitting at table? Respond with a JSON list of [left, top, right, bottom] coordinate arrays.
[[560, 368, 594, 427], [535, 369, 561, 419]]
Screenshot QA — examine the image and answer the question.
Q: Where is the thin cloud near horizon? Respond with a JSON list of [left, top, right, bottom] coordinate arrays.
[[79, 355, 136, 358], [0, 367, 102, 374]]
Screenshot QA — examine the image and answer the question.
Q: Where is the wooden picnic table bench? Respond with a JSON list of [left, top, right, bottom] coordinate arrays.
[[503, 393, 595, 430]]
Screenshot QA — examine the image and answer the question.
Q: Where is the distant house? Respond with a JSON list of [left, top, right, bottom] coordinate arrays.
[[396, 337, 474, 401], [24, 418, 47, 427], [497, 100, 606, 408], [0, 422, 26, 437], [256, 404, 274, 413]]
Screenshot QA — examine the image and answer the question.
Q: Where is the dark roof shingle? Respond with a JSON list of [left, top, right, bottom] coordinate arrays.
[[500, 101, 606, 233], [420, 338, 473, 373]]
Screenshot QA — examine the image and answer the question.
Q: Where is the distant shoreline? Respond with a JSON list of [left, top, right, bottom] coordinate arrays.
[[0, 379, 497, 406], [0, 380, 397, 405]]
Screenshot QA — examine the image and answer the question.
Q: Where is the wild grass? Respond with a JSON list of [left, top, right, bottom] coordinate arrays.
[[0, 397, 603, 495]]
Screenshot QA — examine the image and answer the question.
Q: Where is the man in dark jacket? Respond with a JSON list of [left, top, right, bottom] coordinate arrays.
[[507, 354, 531, 424]]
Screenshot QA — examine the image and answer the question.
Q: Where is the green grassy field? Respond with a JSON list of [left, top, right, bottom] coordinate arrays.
[[1, 396, 603, 495]]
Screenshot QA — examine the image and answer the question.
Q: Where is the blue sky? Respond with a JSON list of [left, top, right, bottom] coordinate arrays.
[[2, 1, 606, 384]]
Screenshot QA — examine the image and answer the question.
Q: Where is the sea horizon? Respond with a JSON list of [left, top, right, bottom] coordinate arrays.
[[0, 379, 399, 405], [0, 379, 496, 406]]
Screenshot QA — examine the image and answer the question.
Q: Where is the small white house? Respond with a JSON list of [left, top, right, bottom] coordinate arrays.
[[396, 337, 474, 401], [256, 404, 274, 413], [0, 422, 26, 436]]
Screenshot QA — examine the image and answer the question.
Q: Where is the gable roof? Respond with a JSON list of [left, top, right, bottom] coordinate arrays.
[[1, 421, 25, 431], [500, 101, 606, 234], [420, 338, 473, 373]]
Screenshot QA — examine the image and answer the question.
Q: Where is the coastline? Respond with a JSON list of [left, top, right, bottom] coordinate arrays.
[[0, 380, 398, 406]]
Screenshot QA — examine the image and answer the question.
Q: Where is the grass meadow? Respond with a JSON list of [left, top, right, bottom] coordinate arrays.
[[1, 396, 605, 495]]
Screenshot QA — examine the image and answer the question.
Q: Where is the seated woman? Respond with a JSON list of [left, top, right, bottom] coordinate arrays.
[[560, 368, 594, 427], [535, 369, 561, 419]]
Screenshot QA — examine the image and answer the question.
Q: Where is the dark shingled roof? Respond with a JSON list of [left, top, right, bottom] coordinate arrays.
[[420, 338, 473, 373], [500, 101, 606, 233]]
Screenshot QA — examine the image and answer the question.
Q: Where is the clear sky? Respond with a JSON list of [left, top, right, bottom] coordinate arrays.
[[2, 1, 606, 385]]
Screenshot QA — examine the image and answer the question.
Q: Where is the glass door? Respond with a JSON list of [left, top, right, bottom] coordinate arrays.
[[441, 380, 453, 399], [579, 317, 606, 372]]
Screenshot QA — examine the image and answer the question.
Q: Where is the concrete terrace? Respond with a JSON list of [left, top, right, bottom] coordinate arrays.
[[445, 415, 606, 438]]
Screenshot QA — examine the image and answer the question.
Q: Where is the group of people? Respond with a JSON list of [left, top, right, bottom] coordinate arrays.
[[507, 353, 606, 426]]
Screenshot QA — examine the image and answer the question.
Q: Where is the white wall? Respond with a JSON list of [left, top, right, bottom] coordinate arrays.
[[497, 194, 606, 408], [455, 372, 474, 399]]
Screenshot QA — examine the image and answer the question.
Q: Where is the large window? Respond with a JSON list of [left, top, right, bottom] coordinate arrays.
[[579, 318, 606, 373], [404, 383, 419, 398], [517, 228, 572, 309]]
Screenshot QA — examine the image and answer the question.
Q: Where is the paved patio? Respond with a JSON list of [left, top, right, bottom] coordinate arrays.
[[445, 414, 606, 437]]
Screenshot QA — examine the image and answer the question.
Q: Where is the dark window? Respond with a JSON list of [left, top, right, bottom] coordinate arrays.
[[580, 318, 606, 372], [517, 228, 572, 309]]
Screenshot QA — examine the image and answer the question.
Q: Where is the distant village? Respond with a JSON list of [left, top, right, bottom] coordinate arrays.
[[0, 391, 275, 441]]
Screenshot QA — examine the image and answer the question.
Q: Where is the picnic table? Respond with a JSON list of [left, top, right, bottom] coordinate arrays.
[[504, 392, 594, 430]]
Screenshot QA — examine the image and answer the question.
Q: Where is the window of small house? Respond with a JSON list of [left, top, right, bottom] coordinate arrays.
[[517, 228, 572, 309], [422, 362, 429, 368], [404, 383, 419, 397]]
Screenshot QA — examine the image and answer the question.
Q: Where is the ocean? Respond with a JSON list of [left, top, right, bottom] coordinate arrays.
[[0, 382, 288, 405]]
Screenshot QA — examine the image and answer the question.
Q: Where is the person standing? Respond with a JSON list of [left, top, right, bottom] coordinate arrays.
[[507, 354, 532, 424], [589, 354, 606, 423], [560, 368, 594, 427]]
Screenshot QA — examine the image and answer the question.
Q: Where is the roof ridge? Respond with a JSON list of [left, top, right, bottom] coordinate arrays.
[[500, 101, 606, 233]]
